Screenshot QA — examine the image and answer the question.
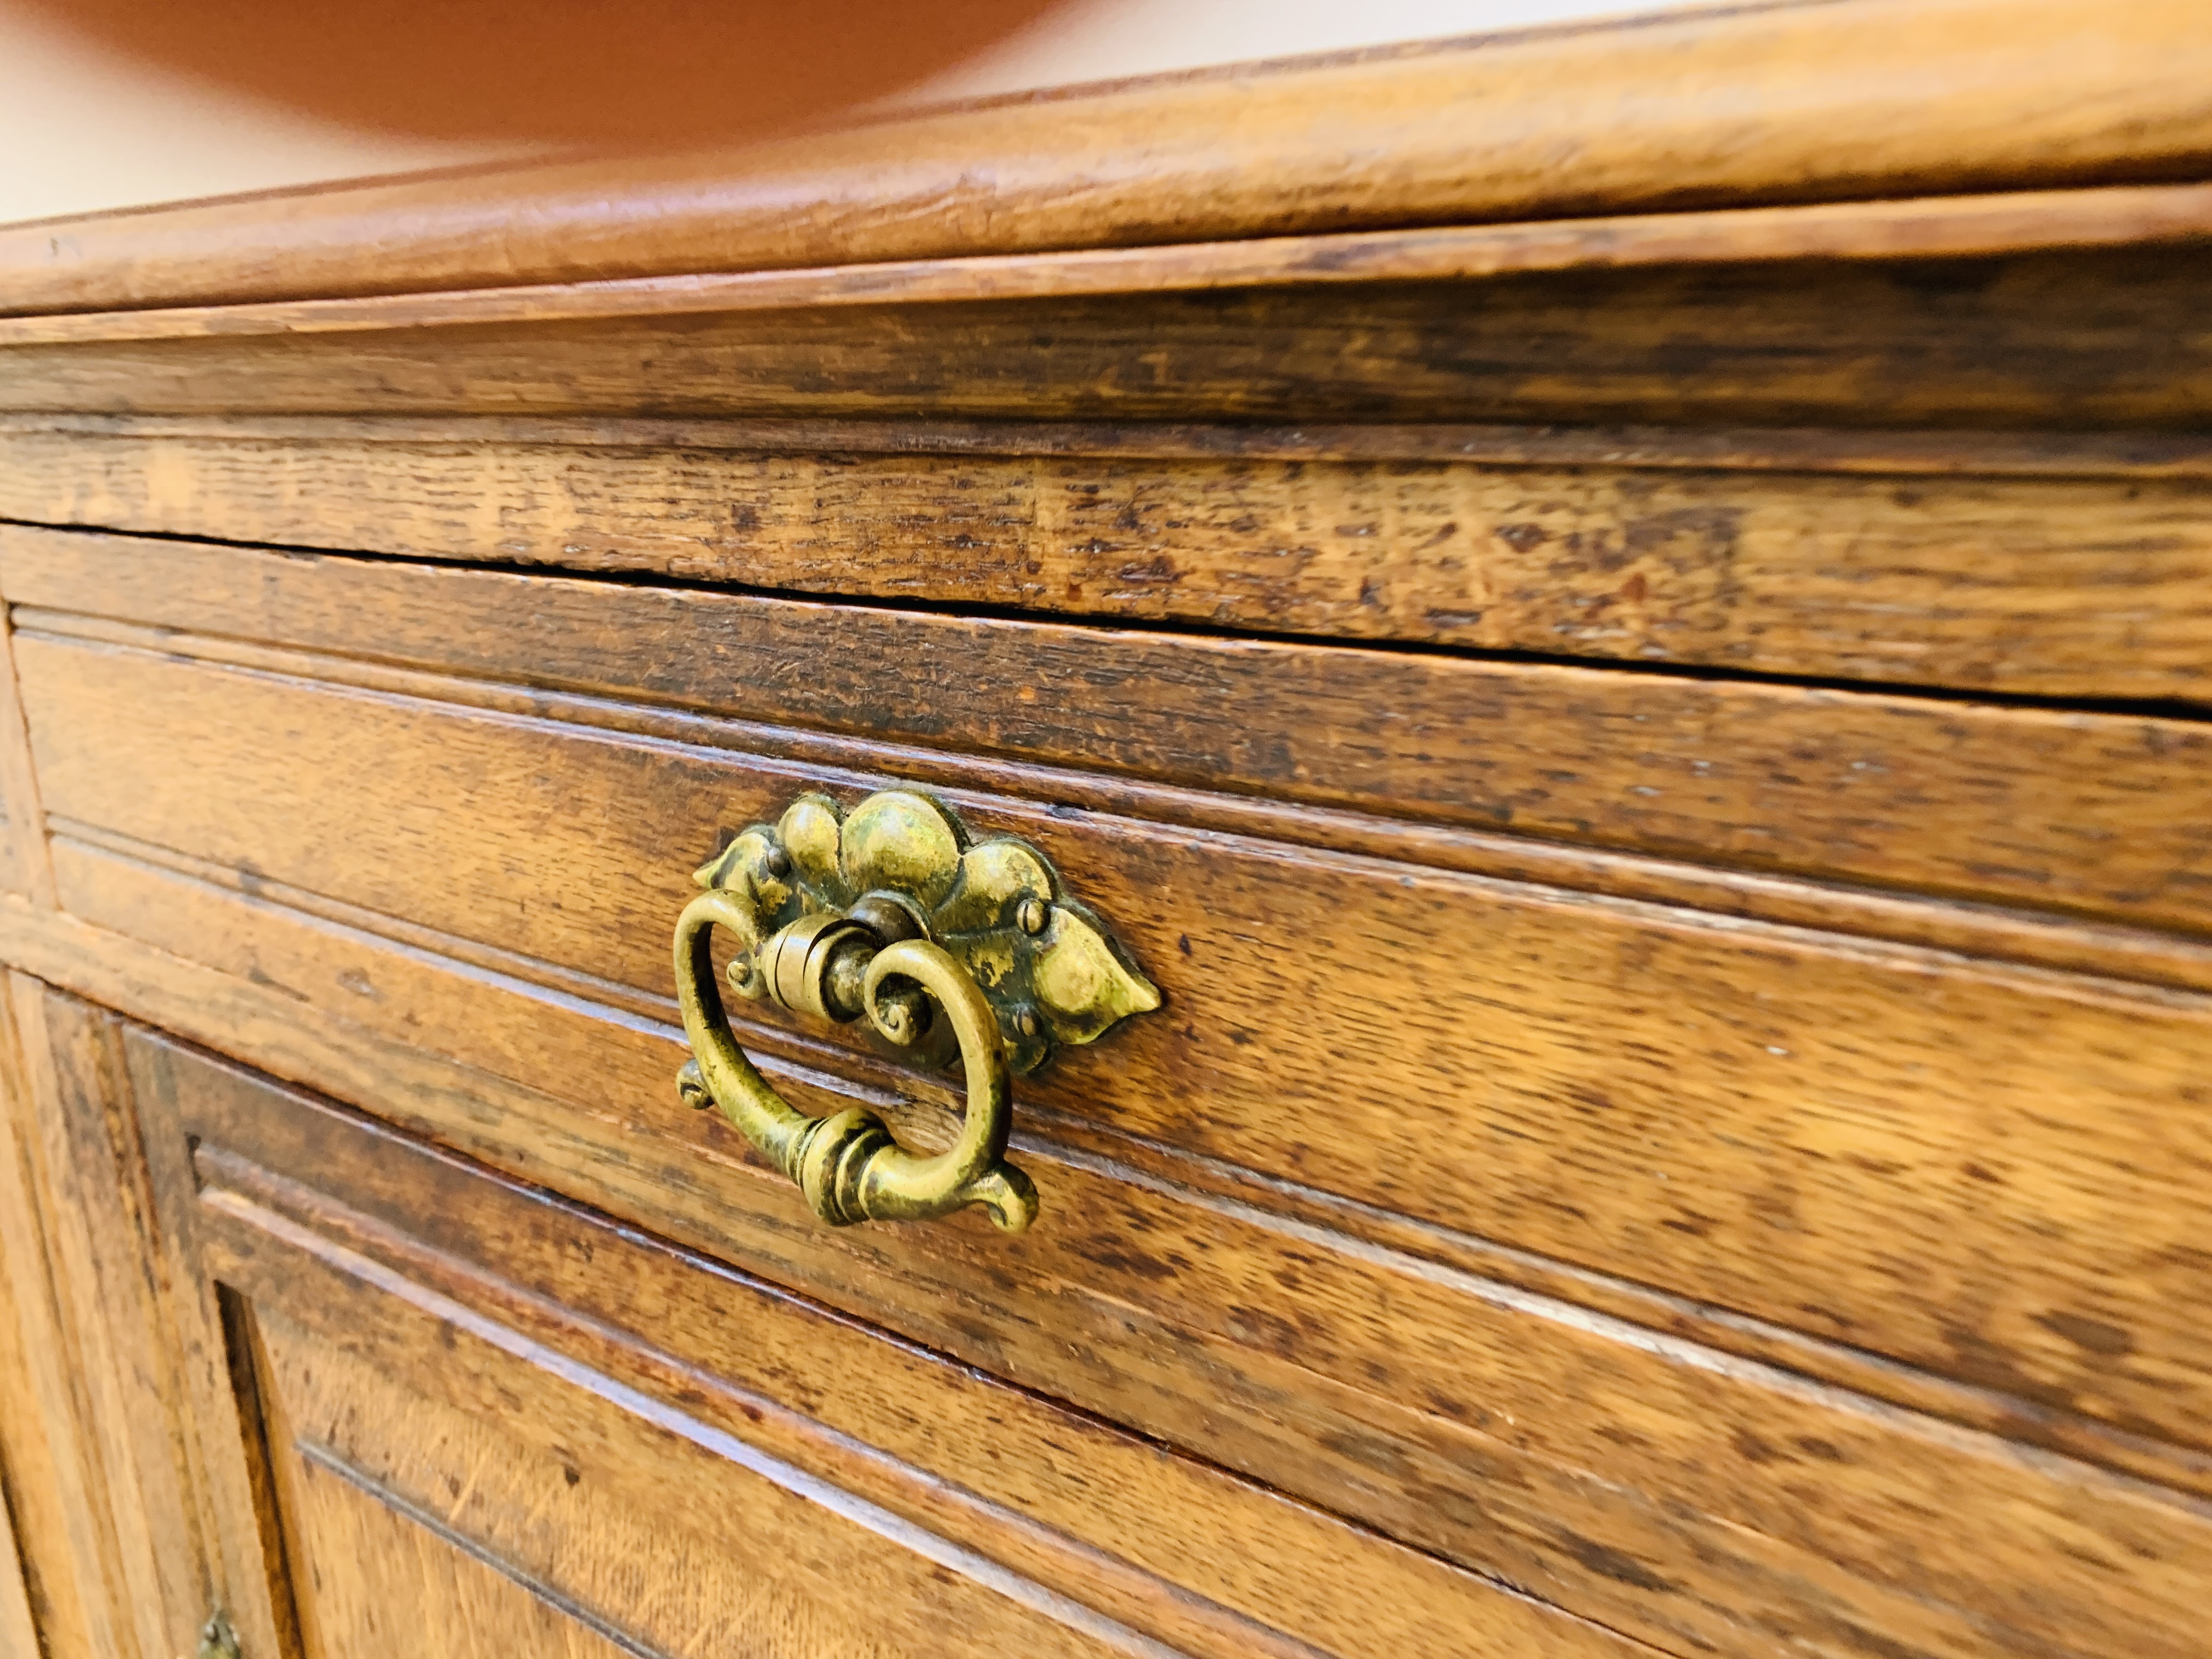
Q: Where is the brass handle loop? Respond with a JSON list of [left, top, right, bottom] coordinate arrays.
[[673, 888, 1040, 1232], [670, 787, 1161, 1235]]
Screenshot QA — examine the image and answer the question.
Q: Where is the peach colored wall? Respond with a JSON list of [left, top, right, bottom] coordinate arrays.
[[0, 0, 1684, 227]]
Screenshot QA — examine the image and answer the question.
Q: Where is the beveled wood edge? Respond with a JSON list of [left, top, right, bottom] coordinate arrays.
[[11, 885, 2212, 1516], [0, 980, 207, 1657], [5, 0, 2210, 317], [0, 979, 124, 1659], [12, 411, 2212, 480], [0, 600, 54, 910], [4, 182, 2209, 350], [0, 1486, 35, 1659]]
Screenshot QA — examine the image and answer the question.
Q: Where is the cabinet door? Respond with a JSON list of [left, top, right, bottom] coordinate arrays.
[[76, 988, 1437, 1659], [4, 969, 1596, 1659], [24, 997, 1136, 1659], [6, 974, 945, 1659], [0, 1472, 36, 1659], [0, 975, 233, 1659]]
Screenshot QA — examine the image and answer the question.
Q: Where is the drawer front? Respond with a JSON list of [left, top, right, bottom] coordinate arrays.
[[4, 523, 2210, 1659], [9, 525, 2212, 934]]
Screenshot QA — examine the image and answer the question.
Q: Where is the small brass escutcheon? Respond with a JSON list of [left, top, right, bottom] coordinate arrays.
[[673, 788, 1160, 1233]]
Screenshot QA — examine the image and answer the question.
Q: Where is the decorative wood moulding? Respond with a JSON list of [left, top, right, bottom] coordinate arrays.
[[3, 242, 2207, 427], [3, 0, 2211, 318], [2, 182, 2210, 349]]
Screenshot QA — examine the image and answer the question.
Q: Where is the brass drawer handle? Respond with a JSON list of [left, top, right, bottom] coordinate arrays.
[[673, 789, 1159, 1233]]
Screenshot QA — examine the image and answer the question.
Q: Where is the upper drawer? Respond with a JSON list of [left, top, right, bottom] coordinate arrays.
[[8, 524, 2210, 934], [5, 522, 2211, 1659]]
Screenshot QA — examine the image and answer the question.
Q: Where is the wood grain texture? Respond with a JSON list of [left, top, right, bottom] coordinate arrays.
[[0, 980, 205, 1659], [14, 612, 2212, 1442], [118, 1007, 314, 1659], [10, 533, 2208, 938], [0, 596, 52, 909], [45, 744, 2212, 1470], [137, 1040, 1634, 1659], [0, 977, 306, 1659], [22, 989, 223, 1659], [5, 21, 2210, 1641], [12, 522, 2212, 1005], [241, 1296, 1152, 1659], [5, 0, 2211, 315], [4, 245, 2210, 428], [4, 437, 2210, 702], [10, 183, 2212, 351], [274, 1457, 638, 1659], [18, 895, 2212, 1659], [0, 1469, 37, 1659], [12, 562, 2212, 1462], [182, 1023, 2212, 1659], [20, 410, 2212, 475], [0, 982, 117, 1659], [27, 618, 2212, 1435], [98, 898, 1655, 1659]]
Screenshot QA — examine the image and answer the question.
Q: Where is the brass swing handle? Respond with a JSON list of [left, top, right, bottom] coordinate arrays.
[[672, 787, 1161, 1235], [674, 893, 1040, 1232]]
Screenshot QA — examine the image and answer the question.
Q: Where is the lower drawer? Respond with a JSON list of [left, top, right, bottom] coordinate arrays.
[[7, 531, 2212, 1659]]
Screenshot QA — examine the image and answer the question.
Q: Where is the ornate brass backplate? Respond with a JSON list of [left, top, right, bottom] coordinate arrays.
[[672, 788, 1160, 1233]]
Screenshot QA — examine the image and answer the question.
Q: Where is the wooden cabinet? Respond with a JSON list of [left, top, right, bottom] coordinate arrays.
[[4, 6, 2212, 1657]]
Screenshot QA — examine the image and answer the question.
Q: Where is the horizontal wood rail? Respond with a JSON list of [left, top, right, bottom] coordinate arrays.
[[3, 181, 2209, 349], [4, 0, 2210, 317]]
